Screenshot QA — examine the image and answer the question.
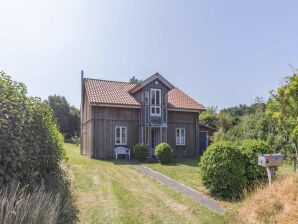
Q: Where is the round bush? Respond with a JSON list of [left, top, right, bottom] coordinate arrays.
[[239, 139, 272, 187], [155, 143, 173, 164], [199, 141, 247, 199], [133, 143, 148, 161]]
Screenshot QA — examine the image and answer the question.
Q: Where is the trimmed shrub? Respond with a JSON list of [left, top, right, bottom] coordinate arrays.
[[199, 141, 247, 199], [239, 139, 272, 187], [155, 143, 173, 164], [133, 144, 148, 161]]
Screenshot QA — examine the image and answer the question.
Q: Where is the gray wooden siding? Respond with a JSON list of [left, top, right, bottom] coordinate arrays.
[[81, 90, 93, 157], [167, 111, 199, 158], [92, 107, 140, 159]]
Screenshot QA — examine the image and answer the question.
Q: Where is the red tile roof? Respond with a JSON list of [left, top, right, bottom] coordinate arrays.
[[84, 78, 140, 106], [168, 88, 205, 110], [84, 78, 205, 111]]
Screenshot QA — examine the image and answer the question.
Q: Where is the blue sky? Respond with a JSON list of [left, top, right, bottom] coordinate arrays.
[[1, 0, 297, 109]]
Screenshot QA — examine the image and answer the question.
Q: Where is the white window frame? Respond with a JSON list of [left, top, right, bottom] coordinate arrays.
[[115, 126, 127, 145], [176, 128, 185, 146], [150, 88, 161, 116]]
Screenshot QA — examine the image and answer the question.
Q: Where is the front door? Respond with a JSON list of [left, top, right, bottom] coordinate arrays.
[[199, 131, 208, 153], [151, 128, 160, 157]]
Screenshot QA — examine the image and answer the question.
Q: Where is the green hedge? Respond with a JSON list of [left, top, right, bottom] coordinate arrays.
[[133, 143, 148, 161], [155, 143, 173, 164], [199, 141, 247, 199], [239, 139, 272, 187], [0, 72, 77, 223]]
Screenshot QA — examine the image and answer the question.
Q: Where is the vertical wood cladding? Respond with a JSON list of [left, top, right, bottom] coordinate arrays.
[[92, 106, 140, 159], [167, 111, 199, 158]]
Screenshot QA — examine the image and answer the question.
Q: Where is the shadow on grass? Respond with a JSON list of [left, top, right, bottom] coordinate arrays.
[[90, 156, 200, 168]]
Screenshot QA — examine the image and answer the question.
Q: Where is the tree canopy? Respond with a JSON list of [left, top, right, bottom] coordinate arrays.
[[200, 74, 298, 171], [47, 95, 80, 139], [129, 76, 142, 84]]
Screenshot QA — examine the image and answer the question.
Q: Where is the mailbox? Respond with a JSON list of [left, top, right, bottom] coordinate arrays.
[[258, 153, 283, 167]]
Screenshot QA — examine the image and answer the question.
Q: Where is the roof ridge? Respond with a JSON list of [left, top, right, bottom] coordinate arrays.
[[84, 77, 136, 85]]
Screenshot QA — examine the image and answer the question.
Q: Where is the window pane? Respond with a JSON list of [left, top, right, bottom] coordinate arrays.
[[122, 127, 127, 144], [181, 129, 185, 145], [116, 127, 120, 144], [156, 107, 160, 114], [163, 93, 167, 105], [176, 129, 180, 145], [152, 107, 155, 114], [145, 91, 149, 105], [151, 90, 155, 104], [145, 127, 149, 145], [156, 90, 160, 105]]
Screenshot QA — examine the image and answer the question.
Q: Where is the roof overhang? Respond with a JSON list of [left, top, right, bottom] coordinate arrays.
[[168, 108, 205, 113], [130, 72, 174, 94], [90, 103, 141, 109]]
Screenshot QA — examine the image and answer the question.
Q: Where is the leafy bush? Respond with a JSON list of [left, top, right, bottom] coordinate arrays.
[[0, 72, 77, 223], [0, 183, 60, 224], [155, 143, 173, 164], [239, 139, 272, 187], [199, 141, 247, 199], [133, 144, 148, 161]]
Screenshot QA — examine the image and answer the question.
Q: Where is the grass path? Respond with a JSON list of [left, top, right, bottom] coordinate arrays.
[[65, 144, 233, 224]]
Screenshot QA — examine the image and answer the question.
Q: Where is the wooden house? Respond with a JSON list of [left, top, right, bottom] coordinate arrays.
[[80, 72, 207, 159]]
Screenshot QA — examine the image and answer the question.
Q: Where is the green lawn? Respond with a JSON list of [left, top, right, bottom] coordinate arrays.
[[141, 157, 293, 210], [64, 144, 233, 224], [141, 158, 207, 194]]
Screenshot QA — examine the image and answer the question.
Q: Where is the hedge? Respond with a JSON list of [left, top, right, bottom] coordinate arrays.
[[0, 72, 77, 223], [199, 141, 247, 199]]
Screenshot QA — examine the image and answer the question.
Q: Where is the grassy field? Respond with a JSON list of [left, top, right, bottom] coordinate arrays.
[[64, 143, 233, 224]]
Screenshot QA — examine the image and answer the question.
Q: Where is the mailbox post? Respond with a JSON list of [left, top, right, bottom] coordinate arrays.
[[258, 153, 283, 186]]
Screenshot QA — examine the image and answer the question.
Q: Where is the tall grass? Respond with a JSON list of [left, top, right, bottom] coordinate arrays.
[[237, 174, 298, 224], [0, 183, 61, 224]]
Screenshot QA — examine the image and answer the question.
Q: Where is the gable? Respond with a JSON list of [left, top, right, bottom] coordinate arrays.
[[130, 73, 174, 94]]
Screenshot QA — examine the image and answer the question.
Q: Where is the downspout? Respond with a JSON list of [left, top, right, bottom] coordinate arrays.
[[196, 113, 199, 158], [80, 70, 84, 154]]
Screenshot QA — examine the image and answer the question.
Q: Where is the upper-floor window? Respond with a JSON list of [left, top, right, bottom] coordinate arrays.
[[176, 128, 185, 145], [163, 93, 167, 106], [150, 89, 161, 116], [115, 126, 127, 145], [145, 91, 149, 105]]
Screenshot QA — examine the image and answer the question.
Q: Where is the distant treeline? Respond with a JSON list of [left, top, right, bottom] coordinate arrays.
[[47, 95, 80, 140]]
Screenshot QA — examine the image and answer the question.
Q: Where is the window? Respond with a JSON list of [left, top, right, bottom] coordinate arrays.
[[115, 126, 127, 145], [145, 91, 149, 105], [176, 128, 185, 145], [163, 93, 167, 106], [145, 126, 149, 146], [150, 89, 161, 116]]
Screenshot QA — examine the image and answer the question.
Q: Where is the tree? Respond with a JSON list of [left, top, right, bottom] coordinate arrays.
[[129, 76, 142, 84], [47, 95, 80, 139], [266, 74, 298, 171], [200, 107, 218, 129]]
